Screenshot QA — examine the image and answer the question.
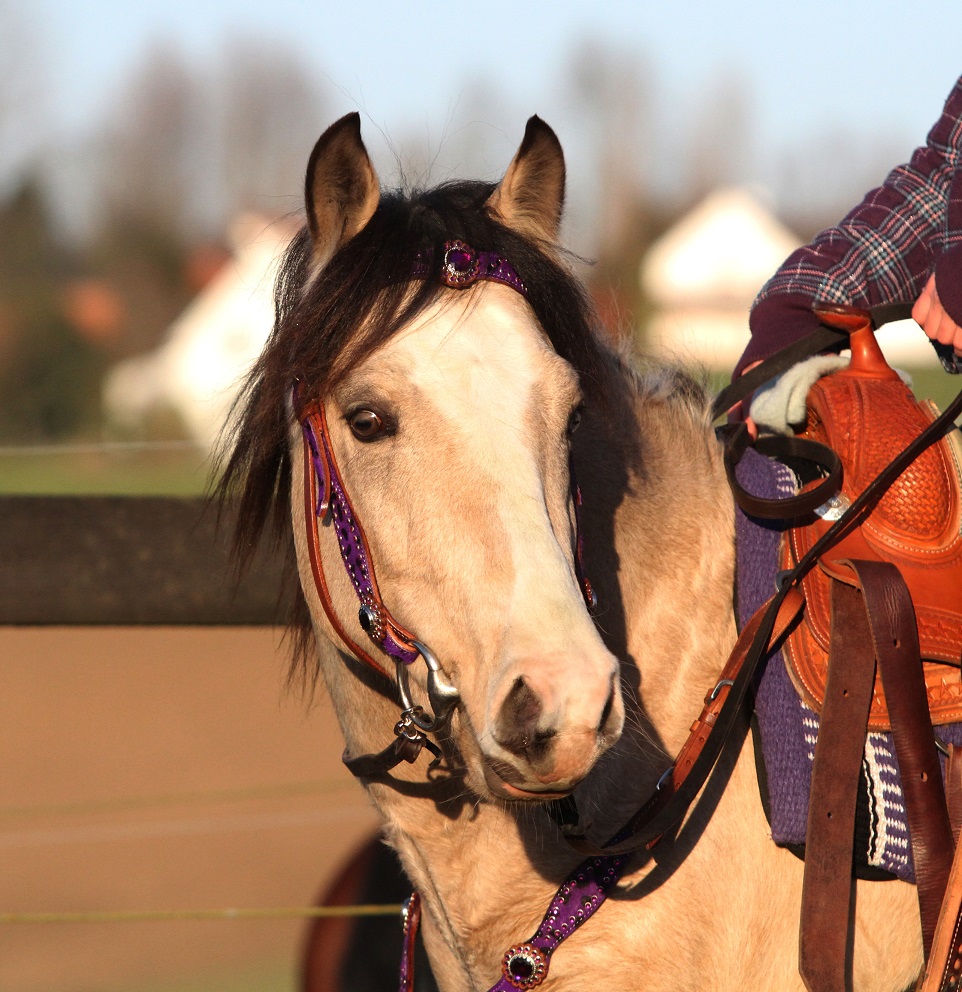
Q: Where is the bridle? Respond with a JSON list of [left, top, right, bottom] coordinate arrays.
[[299, 401, 458, 772], [296, 240, 595, 778]]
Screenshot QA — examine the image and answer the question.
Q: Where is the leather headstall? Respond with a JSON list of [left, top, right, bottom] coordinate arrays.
[[299, 401, 458, 775], [295, 239, 595, 781]]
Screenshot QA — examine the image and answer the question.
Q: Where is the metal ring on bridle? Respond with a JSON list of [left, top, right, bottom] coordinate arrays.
[[395, 639, 460, 733]]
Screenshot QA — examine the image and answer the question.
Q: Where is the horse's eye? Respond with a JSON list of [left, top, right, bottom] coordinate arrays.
[[348, 408, 387, 441], [566, 405, 583, 438]]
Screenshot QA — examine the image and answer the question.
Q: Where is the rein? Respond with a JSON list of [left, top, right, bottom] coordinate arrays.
[[560, 303, 962, 859]]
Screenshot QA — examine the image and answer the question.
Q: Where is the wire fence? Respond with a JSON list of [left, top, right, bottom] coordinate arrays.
[[1, 488, 387, 947], [0, 779, 349, 821], [0, 776, 385, 924], [0, 905, 403, 925]]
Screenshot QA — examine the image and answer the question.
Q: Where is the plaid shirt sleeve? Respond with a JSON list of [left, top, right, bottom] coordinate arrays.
[[737, 75, 962, 376]]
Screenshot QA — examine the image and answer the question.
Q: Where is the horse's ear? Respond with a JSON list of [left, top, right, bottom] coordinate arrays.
[[305, 112, 380, 270], [487, 116, 565, 243]]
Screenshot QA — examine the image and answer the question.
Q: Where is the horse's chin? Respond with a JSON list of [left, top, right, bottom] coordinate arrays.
[[480, 756, 580, 803]]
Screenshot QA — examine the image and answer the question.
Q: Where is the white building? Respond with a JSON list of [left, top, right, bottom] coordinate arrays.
[[640, 186, 937, 371], [640, 186, 802, 371], [103, 214, 299, 451]]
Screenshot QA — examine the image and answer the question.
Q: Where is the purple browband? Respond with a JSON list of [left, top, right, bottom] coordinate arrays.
[[412, 240, 527, 297]]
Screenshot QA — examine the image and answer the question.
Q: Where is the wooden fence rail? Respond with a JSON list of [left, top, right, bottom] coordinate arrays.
[[0, 496, 289, 625]]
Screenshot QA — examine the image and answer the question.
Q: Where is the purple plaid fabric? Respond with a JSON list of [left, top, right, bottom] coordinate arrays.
[[737, 75, 962, 376]]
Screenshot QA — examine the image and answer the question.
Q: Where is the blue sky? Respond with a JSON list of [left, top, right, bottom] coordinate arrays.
[[36, 0, 960, 141], [14, 0, 962, 243]]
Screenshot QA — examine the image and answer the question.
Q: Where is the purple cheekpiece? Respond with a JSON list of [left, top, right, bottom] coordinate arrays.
[[302, 414, 420, 666]]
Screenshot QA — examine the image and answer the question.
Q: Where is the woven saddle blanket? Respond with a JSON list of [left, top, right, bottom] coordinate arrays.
[[735, 446, 962, 883]]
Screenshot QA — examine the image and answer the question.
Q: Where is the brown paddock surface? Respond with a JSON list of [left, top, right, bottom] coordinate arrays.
[[0, 627, 379, 992]]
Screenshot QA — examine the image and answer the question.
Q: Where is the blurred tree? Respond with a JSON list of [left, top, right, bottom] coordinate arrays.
[[213, 35, 327, 222], [685, 70, 754, 199], [565, 40, 672, 339], [0, 178, 107, 441], [96, 43, 202, 243], [0, 4, 46, 194], [79, 36, 329, 363]]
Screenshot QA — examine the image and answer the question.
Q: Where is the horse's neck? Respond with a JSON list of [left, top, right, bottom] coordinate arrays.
[[315, 364, 739, 991], [580, 366, 738, 766], [316, 648, 561, 988]]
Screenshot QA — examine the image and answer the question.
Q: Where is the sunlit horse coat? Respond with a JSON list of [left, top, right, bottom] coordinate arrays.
[[222, 114, 925, 991]]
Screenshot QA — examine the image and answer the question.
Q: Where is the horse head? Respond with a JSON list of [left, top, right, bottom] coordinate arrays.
[[227, 113, 624, 802]]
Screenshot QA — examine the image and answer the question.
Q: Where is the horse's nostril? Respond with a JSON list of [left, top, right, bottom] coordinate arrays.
[[496, 677, 547, 757], [598, 683, 615, 734], [503, 676, 541, 728]]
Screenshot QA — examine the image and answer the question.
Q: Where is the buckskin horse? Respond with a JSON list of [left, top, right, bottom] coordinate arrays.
[[220, 114, 926, 990]]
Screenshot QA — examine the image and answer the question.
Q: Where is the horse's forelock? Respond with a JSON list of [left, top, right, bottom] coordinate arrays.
[[217, 178, 611, 684]]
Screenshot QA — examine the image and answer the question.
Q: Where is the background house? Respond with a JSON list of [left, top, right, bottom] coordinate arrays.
[[640, 186, 938, 372], [103, 214, 298, 451]]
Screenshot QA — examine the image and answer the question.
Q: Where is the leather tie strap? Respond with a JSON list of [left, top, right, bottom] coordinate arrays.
[[947, 746, 962, 847], [799, 577, 879, 992], [858, 559, 954, 956], [800, 560, 953, 992], [917, 836, 962, 991]]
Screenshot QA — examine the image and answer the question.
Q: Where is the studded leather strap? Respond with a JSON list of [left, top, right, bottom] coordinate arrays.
[[302, 404, 422, 668], [398, 893, 421, 992], [411, 240, 528, 297]]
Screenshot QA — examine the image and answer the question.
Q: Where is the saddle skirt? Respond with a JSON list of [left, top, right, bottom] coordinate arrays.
[[780, 319, 962, 729]]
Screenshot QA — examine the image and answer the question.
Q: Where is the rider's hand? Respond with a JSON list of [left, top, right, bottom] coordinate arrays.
[[913, 273, 962, 357]]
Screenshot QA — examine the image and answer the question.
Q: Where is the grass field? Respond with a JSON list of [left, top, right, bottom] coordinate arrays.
[[0, 443, 214, 495]]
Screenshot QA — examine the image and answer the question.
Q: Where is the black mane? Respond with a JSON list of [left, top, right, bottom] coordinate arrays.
[[217, 179, 611, 680]]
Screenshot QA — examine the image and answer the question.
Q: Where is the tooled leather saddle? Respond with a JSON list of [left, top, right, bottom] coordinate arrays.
[[780, 308, 962, 730], [741, 303, 962, 992]]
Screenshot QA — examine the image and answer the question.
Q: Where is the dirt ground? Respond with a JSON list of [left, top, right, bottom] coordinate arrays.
[[0, 627, 380, 992]]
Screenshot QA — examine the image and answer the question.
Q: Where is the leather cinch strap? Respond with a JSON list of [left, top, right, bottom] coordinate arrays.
[[800, 560, 953, 992]]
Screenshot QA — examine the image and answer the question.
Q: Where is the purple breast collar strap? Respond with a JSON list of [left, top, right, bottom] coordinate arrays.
[[399, 852, 627, 992]]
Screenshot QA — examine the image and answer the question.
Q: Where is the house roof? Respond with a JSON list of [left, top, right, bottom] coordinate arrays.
[[103, 214, 299, 450], [641, 186, 801, 306]]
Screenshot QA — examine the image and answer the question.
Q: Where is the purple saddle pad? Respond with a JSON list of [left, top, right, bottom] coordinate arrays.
[[734, 446, 962, 883]]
